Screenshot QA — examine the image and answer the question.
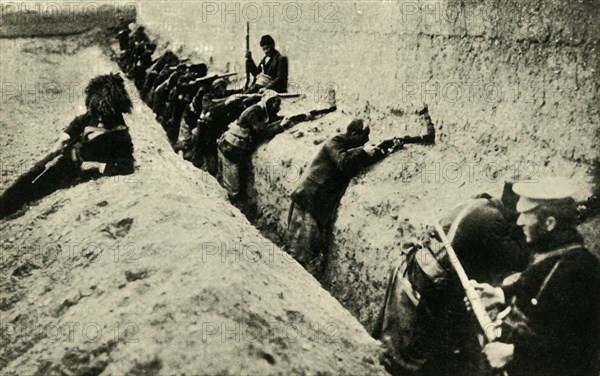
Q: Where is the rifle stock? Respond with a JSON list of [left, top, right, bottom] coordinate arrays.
[[0, 140, 74, 218]]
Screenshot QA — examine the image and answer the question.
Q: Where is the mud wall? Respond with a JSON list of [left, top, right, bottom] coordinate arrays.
[[136, 0, 600, 332]]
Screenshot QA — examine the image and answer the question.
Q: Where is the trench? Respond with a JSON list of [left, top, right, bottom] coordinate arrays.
[[110, 28, 407, 338]]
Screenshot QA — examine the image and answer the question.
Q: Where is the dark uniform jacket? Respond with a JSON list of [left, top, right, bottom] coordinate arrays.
[[65, 113, 134, 164], [291, 134, 370, 227], [247, 51, 288, 93], [501, 232, 600, 376]]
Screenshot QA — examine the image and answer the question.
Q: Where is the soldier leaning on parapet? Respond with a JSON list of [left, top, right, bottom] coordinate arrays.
[[0, 74, 135, 218], [286, 119, 388, 277], [472, 178, 600, 376], [373, 181, 529, 376], [141, 51, 179, 103], [287, 108, 436, 278], [217, 90, 288, 201], [245, 35, 288, 94], [127, 42, 156, 89], [151, 63, 189, 123], [190, 93, 246, 176], [163, 64, 209, 143]]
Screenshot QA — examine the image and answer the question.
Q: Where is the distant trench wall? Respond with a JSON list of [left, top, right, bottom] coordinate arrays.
[[136, 0, 600, 332]]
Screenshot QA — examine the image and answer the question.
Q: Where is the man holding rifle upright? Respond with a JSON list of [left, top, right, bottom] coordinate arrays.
[[473, 178, 600, 376], [245, 35, 288, 93]]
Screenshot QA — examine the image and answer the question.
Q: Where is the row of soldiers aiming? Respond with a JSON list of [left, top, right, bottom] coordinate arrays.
[[116, 23, 436, 276]]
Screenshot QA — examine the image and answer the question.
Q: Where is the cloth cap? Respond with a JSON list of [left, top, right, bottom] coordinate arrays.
[[513, 178, 577, 213], [260, 89, 280, 105], [211, 78, 227, 91]]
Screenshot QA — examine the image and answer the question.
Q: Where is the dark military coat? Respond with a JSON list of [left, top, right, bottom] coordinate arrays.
[[248, 51, 288, 93], [291, 134, 370, 228], [501, 233, 600, 376]]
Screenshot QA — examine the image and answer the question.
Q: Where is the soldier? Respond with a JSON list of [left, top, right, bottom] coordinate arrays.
[[373, 183, 529, 376], [0, 74, 135, 218], [128, 42, 156, 89], [189, 93, 244, 175], [245, 35, 288, 93], [141, 51, 179, 103], [286, 119, 388, 276], [473, 178, 600, 376], [216, 90, 288, 201]]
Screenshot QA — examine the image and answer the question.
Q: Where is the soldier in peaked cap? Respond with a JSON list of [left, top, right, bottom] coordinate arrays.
[[472, 178, 600, 376]]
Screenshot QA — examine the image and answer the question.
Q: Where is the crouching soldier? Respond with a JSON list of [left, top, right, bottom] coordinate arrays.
[[286, 119, 387, 277], [216, 90, 286, 201], [373, 183, 529, 376], [0, 74, 135, 218]]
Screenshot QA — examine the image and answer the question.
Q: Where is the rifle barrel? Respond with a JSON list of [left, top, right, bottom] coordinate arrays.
[[431, 218, 499, 343]]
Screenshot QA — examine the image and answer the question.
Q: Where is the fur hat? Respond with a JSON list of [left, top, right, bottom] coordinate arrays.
[[84, 74, 133, 119]]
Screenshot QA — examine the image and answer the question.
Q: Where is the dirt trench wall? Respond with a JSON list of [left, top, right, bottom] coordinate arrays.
[[137, 0, 600, 333]]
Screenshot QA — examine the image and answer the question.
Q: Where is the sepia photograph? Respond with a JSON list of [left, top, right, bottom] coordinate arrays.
[[1, 1, 599, 375]]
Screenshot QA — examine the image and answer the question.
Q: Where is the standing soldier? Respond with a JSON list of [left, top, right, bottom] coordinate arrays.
[[473, 178, 600, 376]]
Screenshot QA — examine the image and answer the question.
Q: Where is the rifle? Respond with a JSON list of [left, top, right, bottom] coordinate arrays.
[[376, 133, 435, 153], [219, 92, 303, 101], [189, 71, 238, 87], [281, 105, 337, 130], [0, 139, 75, 218], [259, 105, 337, 139], [431, 218, 509, 376], [244, 22, 251, 91]]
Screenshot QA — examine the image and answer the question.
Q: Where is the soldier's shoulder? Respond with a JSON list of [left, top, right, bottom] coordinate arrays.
[[557, 246, 600, 285]]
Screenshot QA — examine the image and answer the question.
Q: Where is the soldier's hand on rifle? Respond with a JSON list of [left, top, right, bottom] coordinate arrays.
[[280, 116, 292, 128], [376, 139, 395, 150], [364, 145, 384, 157], [483, 342, 514, 369], [52, 132, 71, 153], [471, 280, 506, 309]]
